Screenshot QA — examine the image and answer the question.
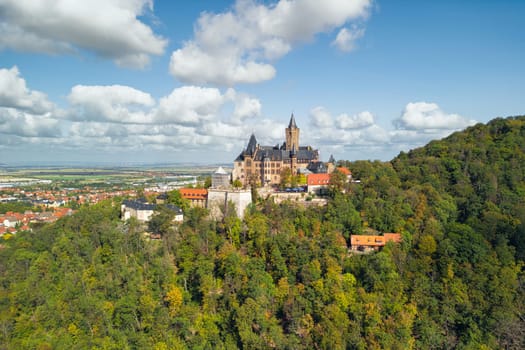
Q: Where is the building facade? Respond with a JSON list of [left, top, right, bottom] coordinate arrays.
[[121, 200, 183, 222], [232, 114, 320, 186], [179, 188, 208, 208]]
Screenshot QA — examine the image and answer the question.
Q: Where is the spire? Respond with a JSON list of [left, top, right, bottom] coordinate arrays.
[[328, 154, 335, 164], [246, 133, 257, 155], [288, 113, 297, 128]]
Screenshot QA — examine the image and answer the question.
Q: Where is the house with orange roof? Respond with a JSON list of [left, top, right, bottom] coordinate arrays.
[[179, 188, 208, 208], [350, 233, 402, 252], [307, 173, 331, 194]]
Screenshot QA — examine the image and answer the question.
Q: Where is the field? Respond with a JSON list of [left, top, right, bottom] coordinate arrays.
[[0, 164, 228, 187]]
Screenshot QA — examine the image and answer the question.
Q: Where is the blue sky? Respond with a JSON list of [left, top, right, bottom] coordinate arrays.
[[0, 0, 524, 165]]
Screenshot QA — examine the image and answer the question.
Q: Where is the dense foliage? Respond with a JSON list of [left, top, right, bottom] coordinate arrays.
[[0, 202, 35, 214], [1, 116, 525, 349]]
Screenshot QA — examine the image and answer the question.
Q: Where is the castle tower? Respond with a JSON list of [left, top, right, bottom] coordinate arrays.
[[285, 113, 300, 151], [290, 144, 297, 176]]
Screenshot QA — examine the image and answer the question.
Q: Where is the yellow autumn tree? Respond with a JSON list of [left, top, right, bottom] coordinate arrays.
[[165, 285, 183, 317]]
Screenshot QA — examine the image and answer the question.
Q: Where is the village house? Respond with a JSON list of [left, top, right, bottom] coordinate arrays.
[[350, 233, 402, 252], [121, 200, 183, 223], [307, 173, 331, 194], [179, 188, 208, 208]]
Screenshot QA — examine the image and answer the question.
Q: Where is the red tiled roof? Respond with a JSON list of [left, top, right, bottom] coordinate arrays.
[[337, 167, 351, 175], [307, 173, 331, 186], [350, 233, 401, 247], [180, 188, 208, 200]]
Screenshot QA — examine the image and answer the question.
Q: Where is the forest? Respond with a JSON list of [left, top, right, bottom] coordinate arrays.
[[0, 116, 524, 349]]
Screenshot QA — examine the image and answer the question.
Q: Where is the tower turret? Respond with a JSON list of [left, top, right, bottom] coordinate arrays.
[[285, 113, 300, 151]]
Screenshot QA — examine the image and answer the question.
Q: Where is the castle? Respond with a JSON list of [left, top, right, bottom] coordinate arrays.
[[232, 114, 321, 186]]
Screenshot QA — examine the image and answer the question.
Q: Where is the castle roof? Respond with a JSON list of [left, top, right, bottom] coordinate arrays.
[[215, 166, 228, 175], [288, 113, 297, 128], [246, 134, 257, 155], [307, 161, 327, 173], [180, 188, 208, 200], [235, 146, 318, 163], [122, 200, 182, 214], [234, 115, 318, 163]]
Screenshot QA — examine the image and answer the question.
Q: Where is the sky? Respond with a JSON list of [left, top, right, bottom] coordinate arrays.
[[0, 0, 524, 165]]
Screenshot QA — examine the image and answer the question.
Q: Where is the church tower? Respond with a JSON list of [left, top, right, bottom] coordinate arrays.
[[285, 113, 300, 151]]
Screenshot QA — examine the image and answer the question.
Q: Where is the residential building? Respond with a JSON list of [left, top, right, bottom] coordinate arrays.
[[121, 200, 183, 223], [350, 233, 402, 252], [180, 188, 208, 208], [307, 173, 331, 194]]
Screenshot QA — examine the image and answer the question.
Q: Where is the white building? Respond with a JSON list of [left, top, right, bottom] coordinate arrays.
[[121, 200, 183, 223]]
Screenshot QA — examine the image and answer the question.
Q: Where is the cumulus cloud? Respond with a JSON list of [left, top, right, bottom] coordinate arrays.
[[336, 110, 374, 129], [310, 106, 334, 128], [57, 81, 268, 155], [170, 0, 371, 85], [0, 66, 54, 114], [68, 85, 155, 123], [306, 106, 384, 149], [303, 103, 478, 161], [0, 108, 61, 138], [332, 26, 365, 52], [155, 86, 226, 125], [0, 66, 62, 142], [310, 107, 374, 130], [231, 92, 262, 124], [0, 0, 167, 68], [65, 83, 264, 129], [395, 102, 476, 131]]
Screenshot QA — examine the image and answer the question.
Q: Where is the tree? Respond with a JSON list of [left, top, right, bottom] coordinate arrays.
[[166, 190, 190, 211], [148, 206, 176, 236], [329, 168, 347, 194], [280, 167, 292, 189], [232, 179, 243, 189]]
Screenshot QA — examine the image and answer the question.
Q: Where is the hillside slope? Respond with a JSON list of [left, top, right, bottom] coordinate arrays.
[[392, 116, 525, 258]]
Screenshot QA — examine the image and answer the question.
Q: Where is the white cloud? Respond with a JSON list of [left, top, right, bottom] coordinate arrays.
[[336, 110, 374, 129], [169, 0, 371, 85], [260, 0, 370, 42], [332, 26, 365, 52], [306, 106, 383, 148], [310, 107, 375, 130], [0, 108, 60, 138], [395, 102, 476, 130], [155, 86, 226, 125], [310, 106, 334, 128], [0, 66, 268, 159], [169, 42, 276, 86], [304, 103, 477, 161], [0, 66, 62, 141], [0, 0, 167, 68], [231, 93, 261, 124], [0, 66, 54, 114], [68, 85, 154, 123]]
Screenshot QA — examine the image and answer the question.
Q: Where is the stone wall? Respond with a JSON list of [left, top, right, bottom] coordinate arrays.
[[207, 189, 252, 219]]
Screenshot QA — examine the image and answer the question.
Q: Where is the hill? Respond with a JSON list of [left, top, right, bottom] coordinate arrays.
[[0, 116, 524, 349], [392, 116, 525, 259]]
